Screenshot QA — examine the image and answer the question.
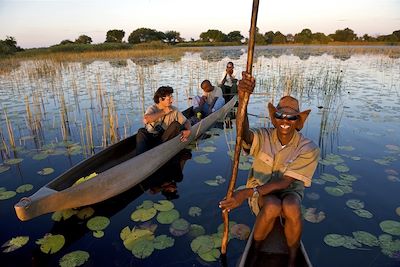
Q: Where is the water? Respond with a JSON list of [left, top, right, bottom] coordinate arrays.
[[0, 46, 400, 266]]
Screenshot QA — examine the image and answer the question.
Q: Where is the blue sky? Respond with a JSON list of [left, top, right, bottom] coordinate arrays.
[[0, 0, 399, 48]]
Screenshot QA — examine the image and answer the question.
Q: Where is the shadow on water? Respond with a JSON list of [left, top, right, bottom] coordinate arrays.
[[28, 149, 192, 267]]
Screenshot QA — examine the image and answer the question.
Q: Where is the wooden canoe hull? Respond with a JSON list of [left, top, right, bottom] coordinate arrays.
[[238, 218, 312, 267], [15, 97, 237, 221]]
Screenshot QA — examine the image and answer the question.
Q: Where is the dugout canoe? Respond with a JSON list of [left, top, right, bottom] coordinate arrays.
[[15, 96, 237, 221], [238, 218, 312, 267]]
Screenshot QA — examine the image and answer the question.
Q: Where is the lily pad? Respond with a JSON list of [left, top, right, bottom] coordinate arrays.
[[0, 164, 10, 174], [153, 235, 174, 250], [73, 172, 97, 186], [334, 165, 350, 173], [339, 173, 358, 181], [353, 231, 379, 247], [154, 200, 174, 212], [231, 224, 251, 240], [342, 235, 363, 249], [122, 228, 154, 250], [202, 146, 217, 153], [199, 248, 221, 262], [32, 153, 48, 160], [86, 216, 110, 236], [170, 218, 190, 236], [346, 199, 365, 210], [131, 239, 154, 259], [76, 207, 95, 219], [324, 234, 346, 247], [324, 186, 344, 197], [156, 209, 180, 224], [188, 206, 202, 217], [204, 180, 219, 186], [380, 220, 400, 236], [4, 158, 23, 165], [0, 190, 16, 200], [306, 192, 320, 200], [52, 209, 78, 221], [16, 184, 33, 193], [37, 168, 54, 175], [304, 208, 326, 223], [188, 224, 206, 238], [191, 235, 214, 254], [320, 173, 338, 183], [2, 236, 29, 252], [353, 209, 373, 219], [137, 200, 154, 210], [36, 234, 65, 254], [338, 146, 355, 151], [193, 155, 211, 164], [59, 250, 90, 267], [131, 208, 157, 222]]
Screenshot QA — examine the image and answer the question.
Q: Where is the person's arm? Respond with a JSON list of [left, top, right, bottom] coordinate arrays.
[[219, 175, 295, 211], [180, 119, 191, 142], [143, 107, 172, 124]]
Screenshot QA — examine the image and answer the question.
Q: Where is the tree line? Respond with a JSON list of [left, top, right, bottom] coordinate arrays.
[[1, 27, 399, 56]]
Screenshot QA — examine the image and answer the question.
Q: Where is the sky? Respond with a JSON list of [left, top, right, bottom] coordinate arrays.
[[0, 0, 399, 48]]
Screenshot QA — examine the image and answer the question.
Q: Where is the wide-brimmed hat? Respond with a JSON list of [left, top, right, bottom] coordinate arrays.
[[267, 96, 311, 131]]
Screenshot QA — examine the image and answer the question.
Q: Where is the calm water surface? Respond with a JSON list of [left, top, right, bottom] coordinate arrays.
[[0, 46, 400, 267]]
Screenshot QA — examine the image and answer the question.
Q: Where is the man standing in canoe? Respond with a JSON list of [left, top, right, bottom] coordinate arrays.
[[219, 73, 319, 267], [136, 86, 191, 155]]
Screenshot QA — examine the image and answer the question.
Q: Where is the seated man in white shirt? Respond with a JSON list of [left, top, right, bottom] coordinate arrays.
[[219, 61, 238, 102], [192, 79, 225, 118]]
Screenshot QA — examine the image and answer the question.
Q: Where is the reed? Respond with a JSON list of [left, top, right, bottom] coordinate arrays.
[[3, 109, 16, 149]]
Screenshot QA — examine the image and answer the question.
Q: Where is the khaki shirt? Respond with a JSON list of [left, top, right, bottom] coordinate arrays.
[[243, 128, 319, 214], [145, 105, 187, 134]]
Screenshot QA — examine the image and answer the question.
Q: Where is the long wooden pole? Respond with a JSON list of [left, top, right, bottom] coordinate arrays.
[[221, 0, 260, 255]]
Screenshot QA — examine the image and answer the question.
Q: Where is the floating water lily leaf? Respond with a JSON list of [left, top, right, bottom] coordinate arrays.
[[202, 146, 216, 153], [193, 155, 211, 164], [334, 165, 350, 173], [339, 173, 358, 181], [120, 226, 131, 241], [16, 184, 33, 193], [211, 232, 223, 248], [191, 235, 214, 254], [324, 186, 344, 197], [216, 175, 226, 184], [380, 220, 400, 236], [0, 164, 10, 174], [320, 154, 344, 165], [138, 221, 158, 233], [189, 206, 202, 217], [156, 209, 180, 224], [154, 200, 174, 212], [199, 248, 221, 262], [189, 224, 206, 238], [36, 234, 65, 254], [306, 192, 320, 200], [385, 169, 399, 176], [346, 199, 365, 210], [336, 185, 353, 194], [337, 179, 353, 186], [76, 207, 95, 220], [86, 216, 110, 234], [131, 208, 157, 222], [0, 187, 5, 192], [218, 221, 237, 233], [386, 144, 400, 151], [312, 179, 326, 185], [2, 236, 29, 252], [52, 209, 77, 221], [350, 156, 361, 161], [338, 146, 355, 151], [137, 200, 154, 210], [353, 231, 379, 247], [32, 153, 48, 161], [0, 190, 17, 200], [153, 235, 174, 250], [387, 175, 400, 182], [171, 218, 190, 231], [59, 250, 90, 267], [304, 208, 326, 223], [231, 224, 251, 240], [353, 209, 373, 219], [131, 239, 154, 259], [342, 235, 362, 249], [93, 231, 104, 238], [4, 158, 23, 165], [324, 234, 346, 247], [123, 228, 154, 250], [204, 180, 219, 186], [320, 173, 338, 183], [37, 168, 54, 175]]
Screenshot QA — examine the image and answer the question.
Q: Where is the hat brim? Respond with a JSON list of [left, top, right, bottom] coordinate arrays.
[[268, 103, 310, 131]]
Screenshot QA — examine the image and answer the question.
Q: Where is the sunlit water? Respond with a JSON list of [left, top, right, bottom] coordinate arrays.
[[0, 46, 400, 267]]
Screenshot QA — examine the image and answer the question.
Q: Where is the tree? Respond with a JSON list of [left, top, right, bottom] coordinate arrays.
[[164, 30, 183, 44], [273, 31, 286, 44], [264, 31, 274, 44], [59, 39, 74, 45], [128, 28, 165, 44], [75, 35, 92, 44], [106, 29, 125, 43], [253, 27, 266, 45], [331, 28, 356, 42], [0, 36, 22, 55], [199, 29, 226, 42], [392, 30, 400, 40], [311, 32, 331, 44], [294, 29, 313, 44], [362, 34, 375, 42], [226, 31, 244, 42]]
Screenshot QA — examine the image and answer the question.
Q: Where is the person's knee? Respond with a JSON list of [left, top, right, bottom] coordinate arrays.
[[259, 199, 282, 219], [282, 195, 302, 219]]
